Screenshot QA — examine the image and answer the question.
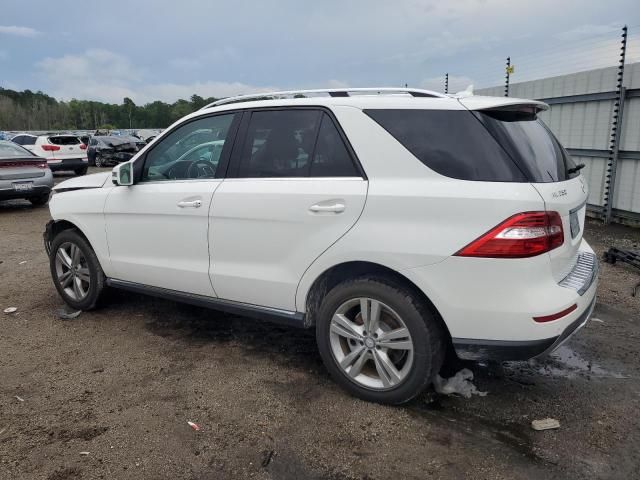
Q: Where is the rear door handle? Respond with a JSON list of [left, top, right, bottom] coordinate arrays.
[[309, 202, 345, 213], [177, 199, 202, 208]]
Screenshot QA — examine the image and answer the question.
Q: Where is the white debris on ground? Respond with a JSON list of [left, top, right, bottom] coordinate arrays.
[[3, 307, 17, 314], [531, 418, 561, 431], [433, 368, 488, 398], [591, 318, 604, 323]]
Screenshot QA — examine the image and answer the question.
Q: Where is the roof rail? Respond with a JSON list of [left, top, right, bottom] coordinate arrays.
[[200, 87, 447, 109]]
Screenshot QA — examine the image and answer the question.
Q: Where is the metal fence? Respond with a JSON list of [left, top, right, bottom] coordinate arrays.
[[476, 61, 640, 225]]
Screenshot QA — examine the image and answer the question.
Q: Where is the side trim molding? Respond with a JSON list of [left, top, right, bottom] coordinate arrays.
[[106, 278, 307, 328]]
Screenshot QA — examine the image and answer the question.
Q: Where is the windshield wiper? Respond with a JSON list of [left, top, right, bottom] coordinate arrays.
[[567, 163, 585, 174]]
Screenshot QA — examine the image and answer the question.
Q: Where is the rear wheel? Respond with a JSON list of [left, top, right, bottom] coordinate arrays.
[[75, 166, 88, 176], [29, 193, 50, 206], [316, 276, 445, 404], [49, 229, 105, 311]]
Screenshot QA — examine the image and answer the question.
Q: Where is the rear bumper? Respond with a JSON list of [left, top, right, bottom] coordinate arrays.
[[48, 158, 88, 171], [404, 239, 599, 361], [0, 184, 51, 200], [451, 296, 596, 361]]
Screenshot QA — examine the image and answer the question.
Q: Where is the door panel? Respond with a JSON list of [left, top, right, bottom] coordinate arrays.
[[105, 181, 220, 296], [209, 178, 367, 310], [103, 112, 238, 296]]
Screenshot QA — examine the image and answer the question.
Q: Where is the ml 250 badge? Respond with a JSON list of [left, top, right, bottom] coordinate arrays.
[[552, 189, 567, 198]]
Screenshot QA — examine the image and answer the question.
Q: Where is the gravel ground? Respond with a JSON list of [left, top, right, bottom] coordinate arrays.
[[1, 169, 639, 479]]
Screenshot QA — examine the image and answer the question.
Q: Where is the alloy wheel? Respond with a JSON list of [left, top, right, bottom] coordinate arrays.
[[54, 242, 90, 301], [329, 297, 414, 390]]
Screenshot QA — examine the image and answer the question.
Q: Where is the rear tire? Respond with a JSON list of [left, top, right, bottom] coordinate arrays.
[[316, 276, 445, 404], [29, 193, 50, 206], [75, 166, 88, 176], [49, 229, 105, 311]]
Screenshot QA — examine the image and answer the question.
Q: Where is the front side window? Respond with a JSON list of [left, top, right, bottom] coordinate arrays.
[[141, 114, 235, 181]]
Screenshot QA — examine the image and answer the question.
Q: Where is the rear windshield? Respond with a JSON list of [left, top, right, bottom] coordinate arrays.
[[473, 110, 577, 182], [365, 109, 527, 182], [0, 141, 35, 159], [48, 136, 81, 146]]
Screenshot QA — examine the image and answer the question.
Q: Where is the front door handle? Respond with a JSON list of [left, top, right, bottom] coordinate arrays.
[[177, 199, 202, 208], [309, 202, 345, 213]]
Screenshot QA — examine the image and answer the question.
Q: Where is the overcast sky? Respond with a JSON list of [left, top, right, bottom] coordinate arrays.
[[1, 0, 639, 104]]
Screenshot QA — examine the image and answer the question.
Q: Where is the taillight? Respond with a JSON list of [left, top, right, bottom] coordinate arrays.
[[455, 211, 564, 258], [0, 161, 48, 169], [41, 144, 60, 151], [80, 144, 87, 150]]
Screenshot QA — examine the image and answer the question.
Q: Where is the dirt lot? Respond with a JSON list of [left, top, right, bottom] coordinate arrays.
[[1, 169, 640, 480]]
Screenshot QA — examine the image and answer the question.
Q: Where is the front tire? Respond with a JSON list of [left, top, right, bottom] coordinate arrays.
[[49, 229, 105, 311], [95, 154, 104, 168], [316, 276, 445, 404]]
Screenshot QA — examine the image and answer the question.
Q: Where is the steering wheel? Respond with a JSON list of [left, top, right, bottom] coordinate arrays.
[[186, 160, 216, 179]]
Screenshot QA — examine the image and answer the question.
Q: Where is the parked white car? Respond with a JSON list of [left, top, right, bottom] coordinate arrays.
[[44, 88, 597, 404], [12, 133, 88, 175]]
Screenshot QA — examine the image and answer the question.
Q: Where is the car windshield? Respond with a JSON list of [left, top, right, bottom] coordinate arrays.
[[0, 141, 35, 159]]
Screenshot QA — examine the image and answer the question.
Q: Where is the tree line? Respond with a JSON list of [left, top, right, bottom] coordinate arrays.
[[0, 87, 218, 131]]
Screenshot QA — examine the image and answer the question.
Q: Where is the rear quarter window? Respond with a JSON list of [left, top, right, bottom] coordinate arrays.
[[364, 109, 527, 182]]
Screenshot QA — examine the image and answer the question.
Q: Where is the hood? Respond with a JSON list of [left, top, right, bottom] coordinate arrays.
[[53, 171, 111, 192]]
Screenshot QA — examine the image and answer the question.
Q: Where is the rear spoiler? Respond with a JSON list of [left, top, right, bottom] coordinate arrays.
[[457, 96, 549, 113]]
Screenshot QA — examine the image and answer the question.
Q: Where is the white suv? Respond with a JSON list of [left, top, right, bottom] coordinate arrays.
[[12, 133, 88, 175], [44, 88, 598, 404]]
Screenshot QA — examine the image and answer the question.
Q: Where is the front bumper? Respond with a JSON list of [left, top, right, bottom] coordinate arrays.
[[44, 219, 54, 256]]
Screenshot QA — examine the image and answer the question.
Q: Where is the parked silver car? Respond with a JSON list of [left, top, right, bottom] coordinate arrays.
[[0, 141, 53, 206]]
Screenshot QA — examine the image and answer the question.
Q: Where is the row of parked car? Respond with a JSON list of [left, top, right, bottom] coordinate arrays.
[[0, 129, 160, 207]]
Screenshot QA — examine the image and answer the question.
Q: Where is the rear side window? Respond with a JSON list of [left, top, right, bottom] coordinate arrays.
[[473, 111, 578, 182], [236, 110, 359, 178], [238, 110, 320, 178], [48, 136, 80, 146], [22, 136, 36, 145], [365, 109, 526, 182]]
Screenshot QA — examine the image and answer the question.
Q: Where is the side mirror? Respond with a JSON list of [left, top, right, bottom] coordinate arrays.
[[112, 162, 133, 186]]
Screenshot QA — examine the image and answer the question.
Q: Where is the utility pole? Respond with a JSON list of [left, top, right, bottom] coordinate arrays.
[[603, 25, 628, 224], [445, 73, 449, 94], [504, 57, 511, 97]]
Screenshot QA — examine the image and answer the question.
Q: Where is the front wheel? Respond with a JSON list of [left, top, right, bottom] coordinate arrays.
[[49, 229, 105, 311], [316, 276, 445, 404], [95, 154, 104, 168]]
